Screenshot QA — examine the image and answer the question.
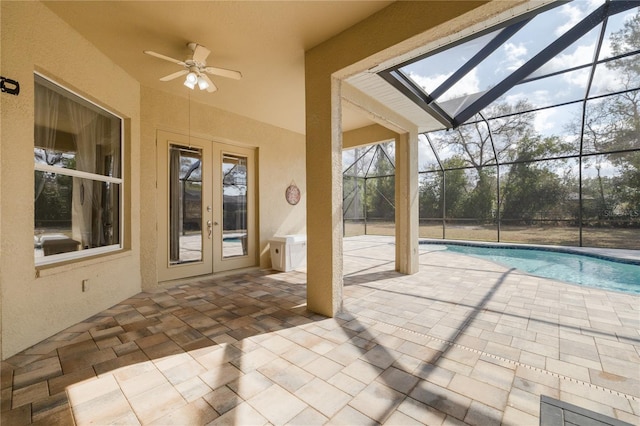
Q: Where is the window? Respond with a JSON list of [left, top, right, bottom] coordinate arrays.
[[34, 74, 123, 265]]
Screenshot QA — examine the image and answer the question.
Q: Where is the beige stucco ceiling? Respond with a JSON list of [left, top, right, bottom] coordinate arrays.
[[43, 1, 394, 135]]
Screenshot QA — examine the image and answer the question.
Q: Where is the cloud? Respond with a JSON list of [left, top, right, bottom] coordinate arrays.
[[503, 90, 562, 135], [533, 41, 627, 95], [501, 42, 528, 71], [545, 43, 594, 72], [408, 71, 448, 94], [532, 108, 555, 134], [556, 3, 587, 36], [408, 68, 481, 101], [504, 89, 550, 106], [555, 0, 609, 36]]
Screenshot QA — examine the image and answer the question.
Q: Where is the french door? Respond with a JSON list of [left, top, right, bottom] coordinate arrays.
[[157, 130, 256, 282]]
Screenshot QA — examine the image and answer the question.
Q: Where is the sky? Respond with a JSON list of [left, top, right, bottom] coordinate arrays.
[[401, 0, 638, 138], [343, 1, 639, 179], [390, 0, 640, 179]]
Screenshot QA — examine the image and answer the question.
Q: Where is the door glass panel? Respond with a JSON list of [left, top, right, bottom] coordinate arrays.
[[169, 145, 203, 264], [222, 154, 248, 258]]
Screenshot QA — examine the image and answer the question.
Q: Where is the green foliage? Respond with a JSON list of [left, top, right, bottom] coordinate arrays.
[[419, 174, 441, 218], [350, 11, 640, 237], [34, 171, 72, 225], [441, 158, 469, 218], [463, 169, 496, 221], [364, 145, 395, 220], [502, 164, 564, 223]]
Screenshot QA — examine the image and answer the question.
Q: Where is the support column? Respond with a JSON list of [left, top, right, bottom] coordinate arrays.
[[305, 69, 343, 316], [303, 0, 509, 316], [395, 132, 419, 274]]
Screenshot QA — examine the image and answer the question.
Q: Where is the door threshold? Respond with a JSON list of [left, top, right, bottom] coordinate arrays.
[[156, 266, 262, 289]]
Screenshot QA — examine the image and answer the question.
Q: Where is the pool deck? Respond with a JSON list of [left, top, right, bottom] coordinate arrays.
[[2, 235, 639, 425]]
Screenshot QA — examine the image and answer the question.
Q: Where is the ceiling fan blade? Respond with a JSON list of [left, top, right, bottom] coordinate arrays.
[[204, 66, 242, 80], [201, 74, 217, 93], [144, 50, 186, 66], [192, 44, 211, 64], [159, 69, 188, 81]]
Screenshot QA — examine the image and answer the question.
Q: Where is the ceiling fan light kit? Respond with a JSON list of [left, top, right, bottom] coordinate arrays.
[[144, 42, 242, 93], [197, 76, 210, 91], [184, 71, 198, 89]]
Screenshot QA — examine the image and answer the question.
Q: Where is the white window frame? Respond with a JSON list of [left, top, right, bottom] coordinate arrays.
[[34, 72, 125, 266]]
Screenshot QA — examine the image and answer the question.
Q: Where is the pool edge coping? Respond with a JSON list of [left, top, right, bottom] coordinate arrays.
[[419, 239, 640, 266]]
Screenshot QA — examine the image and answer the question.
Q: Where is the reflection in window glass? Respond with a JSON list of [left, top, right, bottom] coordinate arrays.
[[169, 146, 202, 265], [34, 77, 121, 177], [34, 74, 122, 263], [34, 172, 120, 257], [222, 155, 249, 258]]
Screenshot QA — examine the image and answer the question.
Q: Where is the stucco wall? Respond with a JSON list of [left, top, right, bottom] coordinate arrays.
[[140, 87, 306, 289], [303, 1, 530, 315], [0, 2, 141, 359]]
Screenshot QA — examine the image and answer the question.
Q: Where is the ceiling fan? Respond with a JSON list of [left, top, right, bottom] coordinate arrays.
[[144, 42, 242, 93]]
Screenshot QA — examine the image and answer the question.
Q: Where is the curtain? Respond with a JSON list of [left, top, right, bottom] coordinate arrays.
[[66, 100, 103, 248], [34, 83, 61, 201], [169, 146, 181, 261]]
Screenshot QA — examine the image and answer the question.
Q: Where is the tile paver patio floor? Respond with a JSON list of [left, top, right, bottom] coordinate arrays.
[[2, 235, 638, 425]]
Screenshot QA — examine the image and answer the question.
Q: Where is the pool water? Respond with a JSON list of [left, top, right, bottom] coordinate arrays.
[[435, 244, 640, 294]]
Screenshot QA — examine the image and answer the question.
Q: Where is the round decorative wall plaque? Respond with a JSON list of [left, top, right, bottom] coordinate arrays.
[[285, 183, 301, 205]]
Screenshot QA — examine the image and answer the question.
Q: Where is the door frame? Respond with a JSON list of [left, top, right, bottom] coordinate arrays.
[[156, 130, 257, 282], [157, 131, 213, 281]]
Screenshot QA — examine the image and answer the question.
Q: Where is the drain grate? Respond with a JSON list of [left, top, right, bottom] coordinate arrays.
[[540, 395, 634, 426], [353, 313, 638, 403]]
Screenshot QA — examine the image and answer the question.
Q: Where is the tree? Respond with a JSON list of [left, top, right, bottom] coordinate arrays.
[[441, 157, 469, 218], [365, 144, 395, 220], [501, 163, 565, 224], [419, 173, 441, 219], [577, 10, 640, 223], [434, 100, 536, 169], [463, 168, 496, 221], [501, 134, 572, 223], [603, 10, 640, 215], [429, 101, 538, 221]]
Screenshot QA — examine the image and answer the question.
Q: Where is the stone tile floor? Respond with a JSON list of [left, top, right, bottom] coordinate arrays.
[[2, 236, 639, 425]]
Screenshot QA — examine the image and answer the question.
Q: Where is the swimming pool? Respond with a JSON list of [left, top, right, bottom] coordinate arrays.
[[422, 242, 640, 294]]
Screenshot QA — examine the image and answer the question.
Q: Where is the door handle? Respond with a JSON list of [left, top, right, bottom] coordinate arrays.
[[207, 220, 213, 239]]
